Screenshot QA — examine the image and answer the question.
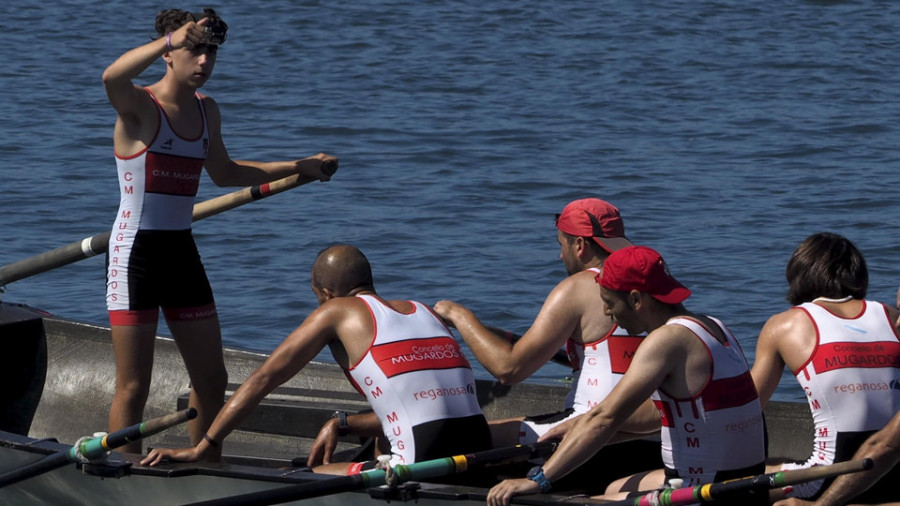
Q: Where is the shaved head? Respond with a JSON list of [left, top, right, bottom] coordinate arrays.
[[311, 244, 375, 297]]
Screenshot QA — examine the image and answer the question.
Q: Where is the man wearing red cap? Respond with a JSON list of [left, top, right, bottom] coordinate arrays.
[[434, 198, 661, 492], [486, 246, 766, 506]]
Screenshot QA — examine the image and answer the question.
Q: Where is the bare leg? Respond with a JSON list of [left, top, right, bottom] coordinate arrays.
[[313, 462, 353, 475], [109, 323, 157, 454], [169, 316, 228, 461], [603, 468, 666, 498]]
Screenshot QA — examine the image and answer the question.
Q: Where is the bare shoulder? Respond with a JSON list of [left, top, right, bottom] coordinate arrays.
[[546, 269, 604, 310], [761, 308, 813, 342], [757, 307, 816, 369], [199, 93, 220, 110], [200, 94, 222, 123], [639, 324, 692, 359]]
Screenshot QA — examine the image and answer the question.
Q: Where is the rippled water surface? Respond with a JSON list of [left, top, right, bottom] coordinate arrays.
[[2, 0, 898, 402]]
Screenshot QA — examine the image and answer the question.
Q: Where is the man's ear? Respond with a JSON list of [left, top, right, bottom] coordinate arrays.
[[627, 290, 643, 310], [575, 236, 592, 261]]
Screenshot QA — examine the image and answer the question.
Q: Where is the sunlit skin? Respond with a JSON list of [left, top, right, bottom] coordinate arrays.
[[557, 230, 584, 276]]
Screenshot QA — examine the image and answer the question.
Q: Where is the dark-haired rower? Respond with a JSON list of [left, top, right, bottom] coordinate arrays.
[[751, 232, 900, 503], [102, 7, 337, 454]]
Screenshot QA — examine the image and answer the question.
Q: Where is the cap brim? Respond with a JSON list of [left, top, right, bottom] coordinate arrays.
[[651, 286, 692, 304], [593, 236, 634, 253]]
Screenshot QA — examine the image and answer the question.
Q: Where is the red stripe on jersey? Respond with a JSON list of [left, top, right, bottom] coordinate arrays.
[[701, 370, 759, 411], [654, 399, 674, 427], [608, 336, 642, 374], [370, 336, 470, 377], [145, 152, 204, 196], [812, 341, 900, 374]]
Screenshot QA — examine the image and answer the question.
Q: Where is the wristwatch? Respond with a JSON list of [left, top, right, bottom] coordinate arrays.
[[526, 465, 552, 493], [331, 410, 350, 436]]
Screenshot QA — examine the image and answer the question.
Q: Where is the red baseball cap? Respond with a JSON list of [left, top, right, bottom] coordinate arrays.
[[597, 245, 691, 304], [555, 198, 633, 253]]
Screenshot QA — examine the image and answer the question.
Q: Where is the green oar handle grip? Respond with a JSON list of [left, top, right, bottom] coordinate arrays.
[[0, 409, 197, 489]]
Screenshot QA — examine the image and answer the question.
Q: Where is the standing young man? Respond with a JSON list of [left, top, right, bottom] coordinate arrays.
[[751, 232, 900, 503], [102, 8, 338, 454], [486, 246, 766, 506]]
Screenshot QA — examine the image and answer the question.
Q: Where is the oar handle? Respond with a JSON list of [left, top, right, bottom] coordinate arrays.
[[0, 167, 333, 286], [181, 441, 557, 506], [772, 458, 873, 487], [613, 458, 875, 506], [698, 458, 874, 504], [0, 408, 197, 489], [99, 407, 197, 452], [192, 159, 335, 221]]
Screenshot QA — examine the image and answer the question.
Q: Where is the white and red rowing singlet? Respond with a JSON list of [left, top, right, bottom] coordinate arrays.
[[652, 316, 765, 486], [792, 300, 900, 467], [346, 295, 486, 465], [106, 90, 209, 311], [566, 325, 642, 413], [564, 267, 644, 414]]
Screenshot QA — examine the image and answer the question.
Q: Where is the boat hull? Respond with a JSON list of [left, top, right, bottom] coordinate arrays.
[[0, 301, 816, 504]]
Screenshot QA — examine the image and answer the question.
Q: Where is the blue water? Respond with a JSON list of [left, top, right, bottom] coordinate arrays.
[[1, 1, 898, 403]]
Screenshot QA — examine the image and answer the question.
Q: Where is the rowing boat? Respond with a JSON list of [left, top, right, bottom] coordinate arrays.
[[0, 299, 817, 505]]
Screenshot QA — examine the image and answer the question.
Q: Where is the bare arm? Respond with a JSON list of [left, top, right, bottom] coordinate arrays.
[[750, 315, 789, 410], [201, 97, 338, 187], [102, 18, 210, 117], [434, 273, 593, 385], [540, 333, 671, 480], [307, 412, 382, 466], [486, 330, 673, 506], [539, 398, 660, 445], [141, 305, 339, 465]]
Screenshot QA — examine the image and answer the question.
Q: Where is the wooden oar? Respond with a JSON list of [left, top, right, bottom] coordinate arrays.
[[0, 407, 196, 488], [0, 161, 336, 287], [182, 440, 557, 506], [606, 458, 873, 506]]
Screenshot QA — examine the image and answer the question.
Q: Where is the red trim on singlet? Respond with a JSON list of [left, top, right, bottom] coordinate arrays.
[[792, 306, 823, 376], [347, 299, 379, 371], [608, 335, 643, 374], [148, 89, 206, 141], [370, 336, 470, 377], [109, 303, 218, 326], [655, 399, 674, 428], [700, 370, 759, 411], [109, 309, 159, 326]]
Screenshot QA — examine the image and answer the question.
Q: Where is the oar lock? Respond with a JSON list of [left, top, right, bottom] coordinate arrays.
[[376, 454, 399, 487], [72, 432, 110, 464]]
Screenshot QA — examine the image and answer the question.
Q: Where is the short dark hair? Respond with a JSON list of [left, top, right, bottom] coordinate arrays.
[[559, 230, 610, 259], [154, 8, 227, 41], [785, 232, 868, 305]]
